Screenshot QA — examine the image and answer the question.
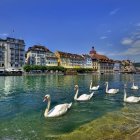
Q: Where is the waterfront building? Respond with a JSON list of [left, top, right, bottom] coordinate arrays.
[[0, 39, 5, 73], [82, 54, 93, 68], [55, 51, 84, 68], [113, 60, 121, 72], [89, 47, 114, 73], [26, 45, 58, 66], [0, 37, 25, 73]]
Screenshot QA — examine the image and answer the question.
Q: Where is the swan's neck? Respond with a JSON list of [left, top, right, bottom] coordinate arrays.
[[44, 99, 51, 117], [74, 88, 79, 100], [106, 83, 108, 92], [124, 88, 127, 101], [132, 82, 135, 86], [90, 81, 92, 89]]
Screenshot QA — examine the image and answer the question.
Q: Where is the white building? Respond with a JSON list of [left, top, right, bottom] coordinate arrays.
[[26, 45, 58, 66], [0, 37, 25, 73], [82, 54, 93, 68]]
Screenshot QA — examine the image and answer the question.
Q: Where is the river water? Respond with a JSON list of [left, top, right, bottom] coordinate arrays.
[[0, 74, 140, 140]]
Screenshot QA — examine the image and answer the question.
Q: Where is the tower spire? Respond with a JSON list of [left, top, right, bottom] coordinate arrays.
[[89, 46, 96, 54]]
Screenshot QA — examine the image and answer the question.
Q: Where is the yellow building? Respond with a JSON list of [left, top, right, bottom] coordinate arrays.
[[55, 51, 84, 68]]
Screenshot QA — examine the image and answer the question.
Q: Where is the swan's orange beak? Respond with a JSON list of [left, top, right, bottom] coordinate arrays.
[[43, 97, 47, 102]]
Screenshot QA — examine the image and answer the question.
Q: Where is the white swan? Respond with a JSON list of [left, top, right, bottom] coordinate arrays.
[[74, 85, 94, 101], [43, 94, 72, 118], [131, 80, 139, 90], [124, 85, 140, 103], [105, 82, 119, 94], [90, 80, 99, 91]]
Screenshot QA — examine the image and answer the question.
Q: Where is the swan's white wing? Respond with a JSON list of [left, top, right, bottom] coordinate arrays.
[[91, 85, 99, 90], [126, 96, 140, 103], [47, 103, 70, 117], [108, 89, 119, 93], [77, 94, 92, 101], [131, 86, 139, 89]]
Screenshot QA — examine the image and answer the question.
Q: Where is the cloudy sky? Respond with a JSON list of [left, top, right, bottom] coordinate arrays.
[[0, 0, 140, 62]]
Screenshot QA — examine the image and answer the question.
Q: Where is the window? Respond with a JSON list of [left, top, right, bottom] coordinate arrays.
[[15, 64, 18, 67]]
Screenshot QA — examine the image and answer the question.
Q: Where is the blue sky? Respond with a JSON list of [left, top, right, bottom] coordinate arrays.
[[0, 0, 140, 62]]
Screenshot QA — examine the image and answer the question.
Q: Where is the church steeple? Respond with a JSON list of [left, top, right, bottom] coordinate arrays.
[[89, 46, 96, 54]]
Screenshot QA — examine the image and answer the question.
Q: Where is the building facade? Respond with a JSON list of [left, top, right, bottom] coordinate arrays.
[[89, 47, 114, 73], [82, 54, 93, 68], [26, 45, 58, 66], [55, 51, 84, 68], [0, 39, 5, 73], [0, 37, 25, 73]]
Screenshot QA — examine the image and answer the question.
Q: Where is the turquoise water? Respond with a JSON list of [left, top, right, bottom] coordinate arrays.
[[0, 74, 140, 140]]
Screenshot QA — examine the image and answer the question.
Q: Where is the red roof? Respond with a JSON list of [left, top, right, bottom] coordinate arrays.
[[89, 47, 114, 63], [91, 53, 109, 60]]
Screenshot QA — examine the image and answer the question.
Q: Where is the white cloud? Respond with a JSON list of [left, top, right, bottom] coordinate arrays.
[[122, 48, 140, 55], [121, 38, 133, 45], [132, 40, 140, 49], [131, 31, 140, 40], [121, 40, 140, 55], [135, 23, 140, 27], [109, 8, 119, 15], [100, 36, 108, 40], [0, 33, 9, 37]]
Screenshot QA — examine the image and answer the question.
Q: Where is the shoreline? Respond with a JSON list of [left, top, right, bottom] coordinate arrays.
[[0, 71, 119, 76], [54, 108, 140, 140]]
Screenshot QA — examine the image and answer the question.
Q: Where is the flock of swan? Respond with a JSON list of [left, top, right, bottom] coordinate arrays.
[[43, 80, 140, 118]]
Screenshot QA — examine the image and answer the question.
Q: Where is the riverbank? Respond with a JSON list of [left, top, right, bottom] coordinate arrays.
[[53, 107, 140, 140]]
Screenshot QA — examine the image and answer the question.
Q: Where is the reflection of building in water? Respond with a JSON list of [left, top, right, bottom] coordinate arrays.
[[3, 77, 16, 95], [89, 47, 115, 73], [121, 73, 134, 82], [91, 73, 101, 81]]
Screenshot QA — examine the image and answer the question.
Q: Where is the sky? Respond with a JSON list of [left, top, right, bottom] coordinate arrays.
[[0, 0, 140, 62]]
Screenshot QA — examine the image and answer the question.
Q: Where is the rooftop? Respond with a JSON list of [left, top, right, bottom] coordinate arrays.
[[89, 47, 114, 63], [56, 51, 84, 60], [0, 37, 25, 44], [27, 45, 52, 53]]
